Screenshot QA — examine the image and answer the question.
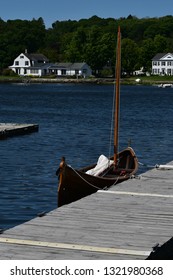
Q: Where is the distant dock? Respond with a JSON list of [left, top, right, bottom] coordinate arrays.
[[0, 123, 39, 139], [0, 162, 172, 259]]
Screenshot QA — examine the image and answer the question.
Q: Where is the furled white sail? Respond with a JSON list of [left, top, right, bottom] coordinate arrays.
[[86, 155, 113, 176]]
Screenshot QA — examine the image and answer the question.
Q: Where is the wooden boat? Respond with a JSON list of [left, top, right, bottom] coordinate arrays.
[[56, 27, 138, 207]]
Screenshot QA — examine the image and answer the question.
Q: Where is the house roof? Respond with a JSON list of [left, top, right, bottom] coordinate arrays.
[[70, 63, 88, 69], [49, 62, 89, 70], [57, 63, 72, 68], [28, 63, 53, 69], [152, 53, 173, 60], [25, 53, 49, 62]]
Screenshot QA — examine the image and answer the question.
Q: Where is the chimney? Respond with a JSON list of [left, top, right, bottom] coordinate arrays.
[[25, 49, 28, 54]]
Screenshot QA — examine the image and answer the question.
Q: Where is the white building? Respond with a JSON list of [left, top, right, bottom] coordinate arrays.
[[9, 51, 50, 76], [48, 62, 92, 78], [9, 51, 92, 78], [152, 53, 173, 75]]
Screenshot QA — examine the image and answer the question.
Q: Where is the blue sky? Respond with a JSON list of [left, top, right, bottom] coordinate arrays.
[[1, 0, 173, 28]]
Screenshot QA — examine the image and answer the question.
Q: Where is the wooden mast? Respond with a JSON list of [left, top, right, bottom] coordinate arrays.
[[114, 26, 121, 166]]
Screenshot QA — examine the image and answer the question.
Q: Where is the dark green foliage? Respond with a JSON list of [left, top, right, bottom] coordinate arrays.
[[2, 68, 17, 76], [0, 17, 46, 69], [0, 15, 173, 74]]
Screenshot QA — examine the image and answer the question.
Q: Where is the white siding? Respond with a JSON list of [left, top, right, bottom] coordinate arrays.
[[152, 53, 173, 75], [12, 53, 30, 68]]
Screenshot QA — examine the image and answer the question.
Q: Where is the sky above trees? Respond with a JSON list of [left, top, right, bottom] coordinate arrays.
[[1, 0, 173, 28]]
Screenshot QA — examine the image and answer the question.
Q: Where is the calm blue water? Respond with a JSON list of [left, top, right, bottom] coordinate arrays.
[[0, 83, 173, 229]]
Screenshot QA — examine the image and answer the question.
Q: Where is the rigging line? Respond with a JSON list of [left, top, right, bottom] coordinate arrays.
[[114, 27, 121, 164], [108, 82, 116, 160], [109, 31, 121, 161]]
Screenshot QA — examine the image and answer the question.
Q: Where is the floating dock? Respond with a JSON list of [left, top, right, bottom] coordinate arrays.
[[0, 162, 172, 259], [0, 123, 39, 139]]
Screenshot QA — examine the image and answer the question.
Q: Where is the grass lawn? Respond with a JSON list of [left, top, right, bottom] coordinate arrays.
[[124, 75, 173, 85]]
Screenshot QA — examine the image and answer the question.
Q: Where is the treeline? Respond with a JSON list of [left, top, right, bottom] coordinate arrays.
[[1, 15, 173, 75]]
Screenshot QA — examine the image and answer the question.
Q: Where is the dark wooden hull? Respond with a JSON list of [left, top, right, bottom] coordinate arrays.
[[58, 147, 138, 207]]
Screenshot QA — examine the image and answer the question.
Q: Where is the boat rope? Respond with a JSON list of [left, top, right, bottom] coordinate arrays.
[[139, 161, 173, 170], [138, 161, 156, 168], [109, 176, 120, 187], [68, 165, 119, 191], [68, 165, 103, 190]]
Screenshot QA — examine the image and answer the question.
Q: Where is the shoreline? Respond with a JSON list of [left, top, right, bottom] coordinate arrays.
[[0, 77, 113, 85], [0, 76, 173, 85]]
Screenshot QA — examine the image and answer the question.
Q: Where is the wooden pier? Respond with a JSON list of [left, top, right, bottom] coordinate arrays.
[[0, 162, 172, 259], [0, 123, 39, 139]]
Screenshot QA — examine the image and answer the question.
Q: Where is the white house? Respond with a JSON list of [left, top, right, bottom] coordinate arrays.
[[152, 53, 173, 75], [9, 51, 50, 76], [9, 51, 92, 78]]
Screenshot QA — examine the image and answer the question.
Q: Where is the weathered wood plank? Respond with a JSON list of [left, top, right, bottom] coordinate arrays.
[[0, 162, 172, 259]]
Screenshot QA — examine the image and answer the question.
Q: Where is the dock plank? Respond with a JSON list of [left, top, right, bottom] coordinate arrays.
[[0, 123, 39, 139], [0, 162, 173, 259]]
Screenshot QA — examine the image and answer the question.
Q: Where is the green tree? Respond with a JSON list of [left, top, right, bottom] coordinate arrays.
[[121, 38, 139, 74], [1, 15, 173, 74], [154, 35, 168, 53], [63, 28, 87, 62], [139, 39, 155, 71]]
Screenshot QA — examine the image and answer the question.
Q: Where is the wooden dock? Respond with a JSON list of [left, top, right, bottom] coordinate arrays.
[[0, 162, 172, 259], [0, 123, 39, 139]]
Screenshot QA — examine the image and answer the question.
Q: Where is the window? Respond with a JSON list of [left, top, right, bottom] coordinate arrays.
[[161, 61, 165, 66], [15, 61, 19, 65], [20, 55, 24, 59], [30, 69, 39, 74], [167, 61, 172, 66], [167, 69, 171, 75], [16, 69, 20, 74], [25, 61, 29, 66], [61, 69, 66, 75]]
